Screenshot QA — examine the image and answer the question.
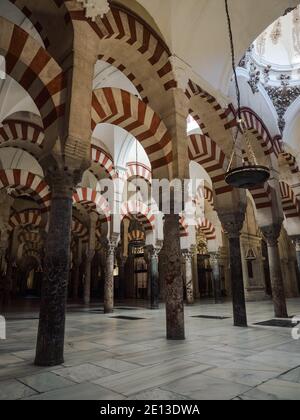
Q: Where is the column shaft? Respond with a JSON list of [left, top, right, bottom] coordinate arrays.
[[262, 225, 288, 318], [148, 247, 160, 309], [164, 214, 185, 340], [267, 243, 288, 318], [35, 176, 73, 366], [211, 253, 223, 304], [183, 251, 194, 305], [228, 236, 248, 326], [104, 243, 115, 314]]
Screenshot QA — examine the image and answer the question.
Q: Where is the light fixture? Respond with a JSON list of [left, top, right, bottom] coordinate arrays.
[[224, 0, 270, 189]]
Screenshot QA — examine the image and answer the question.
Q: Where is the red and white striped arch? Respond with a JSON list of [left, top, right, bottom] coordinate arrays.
[[126, 162, 152, 184], [279, 181, 300, 219], [179, 215, 189, 238], [128, 229, 145, 243], [197, 217, 217, 241], [91, 145, 117, 179], [92, 87, 172, 178], [249, 184, 272, 210], [73, 187, 111, 220], [188, 134, 232, 196], [0, 120, 44, 150], [0, 17, 66, 144], [0, 169, 51, 210], [121, 201, 155, 232], [70, 3, 176, 93], [186, 80, 236, 132], [18, 231, 41, 244], [241, 108, 276, 157], [8, 208, 43, 232], [72, 217, 89, 241]]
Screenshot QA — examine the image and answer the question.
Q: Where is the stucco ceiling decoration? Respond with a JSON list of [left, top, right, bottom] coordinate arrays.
[[77, 0, 110, 21]]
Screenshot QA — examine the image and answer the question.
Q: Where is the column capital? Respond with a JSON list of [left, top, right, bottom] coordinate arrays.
[[182, 249, 193, 262], [261, 223, 282, 247], [145, 245, 161, 261], [210, 252, 220, 264], [45, 169, 82, 199], [218, 211, 245, 239]]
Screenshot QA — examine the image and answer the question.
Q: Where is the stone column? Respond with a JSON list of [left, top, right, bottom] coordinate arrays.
[[261, 224, 288, 318], [210, 252, 223, 304], [104, 240, 117, 314], [221, 213, 248, 327], [73, 238, 82, 300], [35, 171, 77, 367], [146, 245, 161, 309], [182, 249, 194, 305], [164, 213, 185, 340], [294, 237, 300, 292], [83, 214, 97, 305], [116, 250, 127, 301]]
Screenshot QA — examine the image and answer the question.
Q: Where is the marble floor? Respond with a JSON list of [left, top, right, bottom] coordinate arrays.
[[0, 298, 300, 400]]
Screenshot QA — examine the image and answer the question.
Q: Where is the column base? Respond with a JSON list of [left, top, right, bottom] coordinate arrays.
[[34, 356, 64, 367], [104, 308, 114, 314]]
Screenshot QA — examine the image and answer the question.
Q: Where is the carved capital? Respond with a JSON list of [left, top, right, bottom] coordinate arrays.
[[210, 252, 220, 264], [182, 249, 193, 262], [45, 169, 82, 199], [261, 223, 282, 247], [219, 211, 245, 239], [145, 245, 161, 261]]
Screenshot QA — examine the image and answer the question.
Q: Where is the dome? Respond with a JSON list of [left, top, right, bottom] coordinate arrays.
[[253, 7, 300, 71]]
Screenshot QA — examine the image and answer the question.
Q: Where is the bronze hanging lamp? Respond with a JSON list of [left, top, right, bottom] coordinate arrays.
[[224, 0, 270, 189]]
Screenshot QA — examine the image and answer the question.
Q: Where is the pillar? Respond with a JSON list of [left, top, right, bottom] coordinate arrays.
[[210, 252, 223, 304], [182, 249, 194, 305], [35, 172, 76, 366], [261, 224, 288, 318], [294, 237, 300, 293], [164, 213, 185, 340], [221, 213, 248, 327], [117, 252, 127, 301], [73, 238, 82, 300], [104, 240, 116, 314], [83, 214, 97, 304], [146, 245, 160, 309]]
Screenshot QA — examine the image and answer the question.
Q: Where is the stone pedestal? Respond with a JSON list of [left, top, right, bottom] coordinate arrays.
[[35, 172, 76, 366], [183, 250, 194, 305], [164, 213, 185, 340], [221, 213, 248, 327], [104, 241, 116, 314], [261, 224, 288, 318], [210, 252, 223, 304]]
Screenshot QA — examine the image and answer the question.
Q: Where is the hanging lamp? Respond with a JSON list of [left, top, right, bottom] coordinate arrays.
[[224, 0, 270, 189]]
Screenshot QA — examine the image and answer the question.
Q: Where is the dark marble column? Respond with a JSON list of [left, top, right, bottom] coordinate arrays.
[[164, 213, 185, 340], [146, 245, 160, 309], [221, 213, 247, 327], [261, 224, 288, 318], [72, 238, 82, 300], [182, 249, 194, 305], [117, 247, 127, 300], [35, 172, 76, 367], [104, 240, 116, 314], [83, 214, 97, 305], [210, 252, 223, 304], [293, 237, 300, 293]]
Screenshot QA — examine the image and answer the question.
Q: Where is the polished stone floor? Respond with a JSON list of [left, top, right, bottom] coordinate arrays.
[[0, 298, 300, 400]]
